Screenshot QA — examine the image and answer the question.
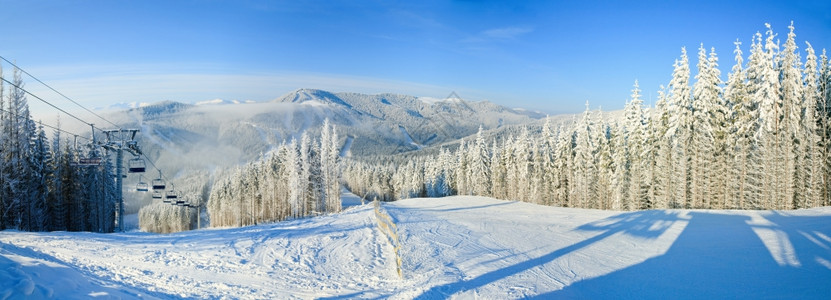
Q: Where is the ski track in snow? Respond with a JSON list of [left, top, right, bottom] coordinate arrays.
[[2, 196, 831, 299]]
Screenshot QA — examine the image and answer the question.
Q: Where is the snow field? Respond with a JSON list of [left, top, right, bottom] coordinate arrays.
[[2, 196, 831, 299], [1, 204, 401, 299]]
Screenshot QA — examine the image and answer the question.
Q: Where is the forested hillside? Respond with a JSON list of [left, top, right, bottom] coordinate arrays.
[[0, 67, 119, 232], [345, 24, 831, 211]]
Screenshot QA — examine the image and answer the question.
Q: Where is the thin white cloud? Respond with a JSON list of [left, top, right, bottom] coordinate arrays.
[[462, 25, 534, 43], [482, 26, 534, 39]]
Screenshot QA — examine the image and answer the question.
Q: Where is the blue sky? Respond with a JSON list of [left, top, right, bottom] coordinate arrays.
[[1, 0, 830, 119]]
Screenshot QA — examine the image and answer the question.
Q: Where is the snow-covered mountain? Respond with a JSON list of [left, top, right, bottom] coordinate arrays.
[[93, 101, 152, 111], [73, 89, 546, 212], [194, 99, 256, 106]]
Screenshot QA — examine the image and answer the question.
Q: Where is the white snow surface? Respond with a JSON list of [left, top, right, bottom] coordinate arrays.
[[2, 196, 831, 299]]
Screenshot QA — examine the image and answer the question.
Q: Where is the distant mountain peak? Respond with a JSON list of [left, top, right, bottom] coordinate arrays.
[[94, 101, 151, 111], [129, 100, 193, 116], [274, 88, 352, 108], [195, 99, 256, 106], [444, 91, 464, 103]]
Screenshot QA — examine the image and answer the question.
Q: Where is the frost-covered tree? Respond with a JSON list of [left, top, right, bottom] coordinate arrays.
[[572, 102, 596, 208], [667, 48, 693, 208], [203, 123, 343, 230], [624, 80, 650, 209], [610, 122, 628, 210], [652, 86, 672, 209], [691, 44, 717, 209], [819, 50, 831, 205], [469, 126, 491, 197], [780, 22, 804, 209], [801, 42, 823, 208], [727, 39, 760, 209]]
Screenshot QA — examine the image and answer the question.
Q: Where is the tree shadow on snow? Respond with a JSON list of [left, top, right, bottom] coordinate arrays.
[[532, 210, 831, 300], [412, 210, 685, 299], [420, 201, 518, 213]]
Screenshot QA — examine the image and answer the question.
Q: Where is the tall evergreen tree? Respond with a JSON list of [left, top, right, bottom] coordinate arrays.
[[667, 48, 693, 208], [802, 42, 823, 208]]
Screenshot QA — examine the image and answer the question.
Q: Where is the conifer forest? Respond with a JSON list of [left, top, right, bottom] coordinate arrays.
[[345, 24, 831, 211]]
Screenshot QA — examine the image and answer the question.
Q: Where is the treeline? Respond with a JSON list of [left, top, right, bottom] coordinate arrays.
[[345, 23, 831, 210], [0, 66, 119, 232], [137, 179, 208, 233], [139, 202, 195, 234], [208, 120, 341, 227]]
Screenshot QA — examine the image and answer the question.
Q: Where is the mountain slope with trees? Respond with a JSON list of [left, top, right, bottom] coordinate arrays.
[[346, 23, 831, 210]]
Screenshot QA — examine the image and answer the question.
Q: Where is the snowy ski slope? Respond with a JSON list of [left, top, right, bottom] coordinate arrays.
[[2, 196, 831, 299]]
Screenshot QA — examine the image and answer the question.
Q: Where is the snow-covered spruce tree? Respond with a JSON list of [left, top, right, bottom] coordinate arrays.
[[320, 119, 341, 213], [707, 47, 730, 209], [554, 123, 574, 207], [47, 120, 64, 231], [780, 22, 804, 209], [489, 141, 507, 200], [455, 139, 470, 196], [286, 138, 302, 218], [299, 133, 313, 217], [502, 136, 518, 201], [652, 86, 672, 209], [469, 126, 491, 197], [726, 39, 760, 209], [756, 24, 785, 209], [624, 81, 650, 209], [667, 48, 693, 208], [530, 131, 547, 205], [516, 127, 535, 203], [0, 64, 4, 229], [538, 118, 559, 206], [610, 122, 629, 210], [801, 42, 823, 208], [30, 122, 51, 231], [691, 44, 717, 209], [820, 50, 831, 205], [642, 109, 659, 208], [572, 102, 596, 208], [594, 120, 613, 209]]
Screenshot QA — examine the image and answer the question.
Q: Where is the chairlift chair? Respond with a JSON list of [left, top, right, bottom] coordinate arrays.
[[166, 189, 178, 201], [152, 178, 166, 191], [136, 175, 149, 192], [136, 181, 149, 192], [128, 158, 146, 173], [152, 191, 163, 201]]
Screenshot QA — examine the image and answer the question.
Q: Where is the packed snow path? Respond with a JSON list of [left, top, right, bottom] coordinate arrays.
[[2, 196, 831, 299]]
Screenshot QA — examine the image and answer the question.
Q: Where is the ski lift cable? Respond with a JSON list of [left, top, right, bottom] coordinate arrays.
[[0, 76, 95, 130], [3, 78, 170, 183], [0, 55, 122, 130], [0, 106, 92, 141], [140, 151, 172, 183], [0, 58, 175, 189]]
